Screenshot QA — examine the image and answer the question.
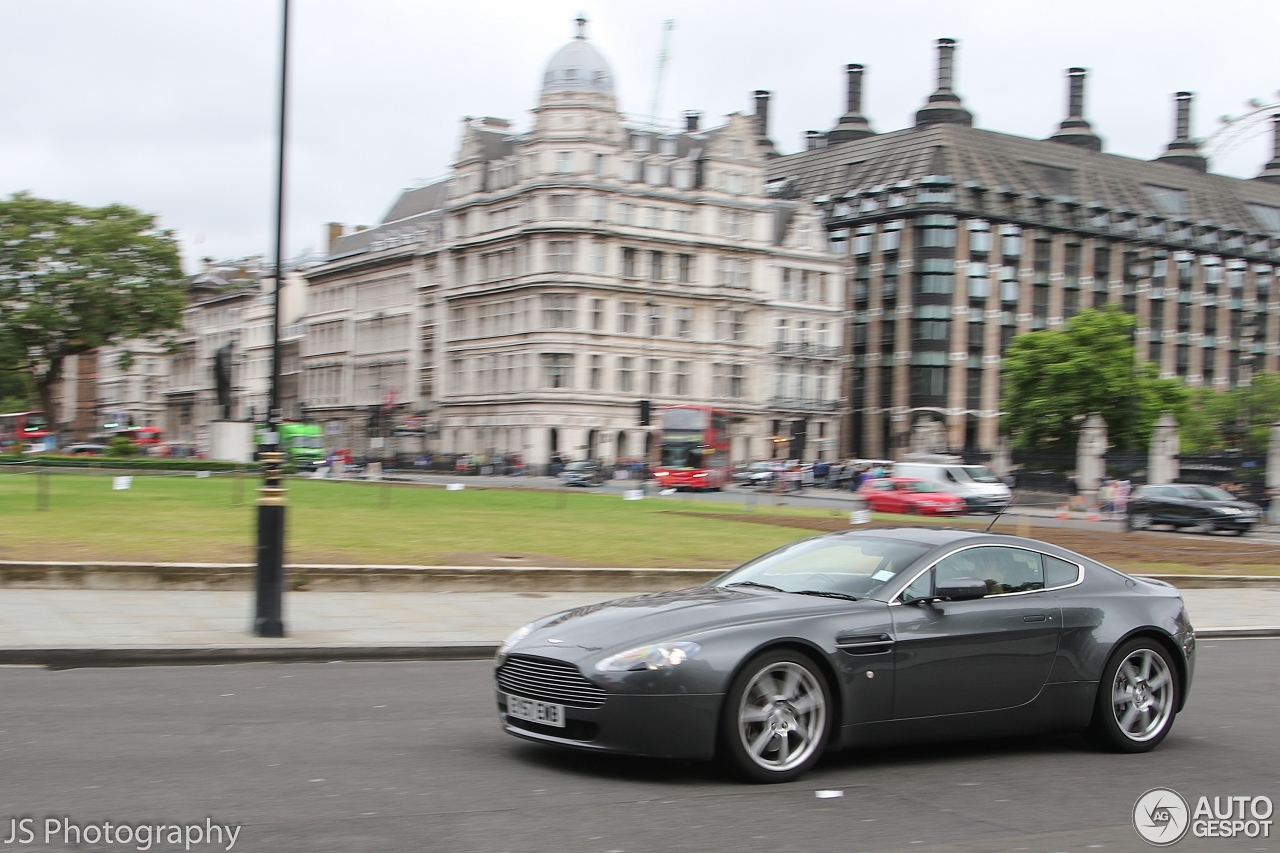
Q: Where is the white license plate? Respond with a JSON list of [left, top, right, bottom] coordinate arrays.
[[506, 694, 565, 728]]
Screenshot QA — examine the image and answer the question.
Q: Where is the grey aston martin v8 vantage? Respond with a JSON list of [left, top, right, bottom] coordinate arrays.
[[494, 527, 1195, 782]]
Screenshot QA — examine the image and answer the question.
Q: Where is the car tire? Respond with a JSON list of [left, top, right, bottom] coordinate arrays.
[[719, 649, 832, 783], [1083, 637, 1180, 753], [906, 504, 919, 516], [1127, 512, 1151, 531]]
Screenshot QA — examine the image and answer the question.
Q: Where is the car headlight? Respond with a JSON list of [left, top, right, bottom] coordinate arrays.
[[654, 471, 668, 477], [693, 472, 708, 477], [497, 622, 535, 660], [594, 642, 701, 672], [1216, 506, 1242, 515]]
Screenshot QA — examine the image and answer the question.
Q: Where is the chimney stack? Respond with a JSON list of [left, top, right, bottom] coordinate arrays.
[[684, 110, 701, 133], [1256, 114, 1280, 183], [805, 130, 826, 151], [753, 90, 779, 158], [914, 38, 973, 127], [1156, 91, 1207, 172], [1048, 67, 1103, 152], [827, 63, 875, 144]]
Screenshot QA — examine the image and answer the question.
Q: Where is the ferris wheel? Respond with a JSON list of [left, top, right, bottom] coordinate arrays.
[[1201, 93, 1280, 162]]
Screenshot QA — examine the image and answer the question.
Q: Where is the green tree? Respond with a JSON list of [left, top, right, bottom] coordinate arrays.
[[0, 192, 185, 435], [1180, 372, 1280, 454], [1000, 306, 1188, 452]]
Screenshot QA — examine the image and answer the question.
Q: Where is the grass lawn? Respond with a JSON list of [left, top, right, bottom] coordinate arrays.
[[0, 472, 821, 568]]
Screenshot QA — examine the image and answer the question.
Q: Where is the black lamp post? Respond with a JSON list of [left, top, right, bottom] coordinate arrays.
[[254, 0, 290, 638]]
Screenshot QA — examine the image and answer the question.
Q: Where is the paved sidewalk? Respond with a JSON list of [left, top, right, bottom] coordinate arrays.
[[0, 588, 1275, 665]]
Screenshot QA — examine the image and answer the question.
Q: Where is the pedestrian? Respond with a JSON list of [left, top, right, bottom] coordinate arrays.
[[1098, 479, 1116, 517], [1116, 478, 1131, 517]]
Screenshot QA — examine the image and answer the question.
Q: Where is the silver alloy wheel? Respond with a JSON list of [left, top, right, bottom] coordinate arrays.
[[1111, 648, 1174, 742], [737, 660, 827, 772], [1130, 513, 1151, 529]]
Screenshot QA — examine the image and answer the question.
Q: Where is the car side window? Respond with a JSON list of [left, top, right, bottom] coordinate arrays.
[[900, 569, 933, 603], [1043, 555, 1081, 588], [1175, 486, 1202, 500], [934, 546, 1045, 595]]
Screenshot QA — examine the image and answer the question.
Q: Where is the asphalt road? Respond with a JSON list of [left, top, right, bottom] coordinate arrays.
[[1, 642, 1276, 853]]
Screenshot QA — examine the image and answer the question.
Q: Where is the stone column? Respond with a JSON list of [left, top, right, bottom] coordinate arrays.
[[978, 250, 1002, 451], [1148, 413, 1180, 485], [947, 223, 971, 448], [1269, 420, 1280, 524], [891, 225, 915, 455], [1076, 413, 1108, 502], [1188, 259, 1206, 385]]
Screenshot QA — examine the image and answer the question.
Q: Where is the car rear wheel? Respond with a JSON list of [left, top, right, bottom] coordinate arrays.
[[1127, 513, 1151, 531], [720, 650, 832, 783], [1084, 638, 1179, 753]]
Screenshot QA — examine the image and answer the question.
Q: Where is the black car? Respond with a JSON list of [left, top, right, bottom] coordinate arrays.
[[558, 460, 603, 486], [1127, 484, 1262, 535], [495, 527, 1195, 782]]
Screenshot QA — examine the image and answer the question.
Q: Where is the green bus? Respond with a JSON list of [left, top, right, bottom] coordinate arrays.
[[256, 422, 325, 468]]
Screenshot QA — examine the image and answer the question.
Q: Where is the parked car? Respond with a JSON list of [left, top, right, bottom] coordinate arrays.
[[893, 462, 1012, 513], [858, 477, 967, 516], [1127, 484, 1262, 535], [559, 460, 603, 487], [495, 527, 1195, 782]]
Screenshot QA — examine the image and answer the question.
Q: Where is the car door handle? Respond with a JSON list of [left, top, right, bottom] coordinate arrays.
[[1022, 614, 1047, 622]]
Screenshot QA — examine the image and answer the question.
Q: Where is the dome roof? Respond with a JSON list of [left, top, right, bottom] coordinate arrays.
[[541, 17, 614, 95]]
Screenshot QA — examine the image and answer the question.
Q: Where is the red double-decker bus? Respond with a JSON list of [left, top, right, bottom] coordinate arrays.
[[652, 405, 731, 491], [0, 411, 52, 451]]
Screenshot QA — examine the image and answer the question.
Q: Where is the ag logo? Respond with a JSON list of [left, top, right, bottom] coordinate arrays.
[[1134, 788, 1191, 845]]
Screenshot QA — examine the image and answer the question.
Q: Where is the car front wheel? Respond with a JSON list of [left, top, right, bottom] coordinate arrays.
[[1084, 638, 1179, 753], [720, 650, 832, 783]]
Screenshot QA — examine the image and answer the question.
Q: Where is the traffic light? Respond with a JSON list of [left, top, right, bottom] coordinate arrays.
[[639, 399, 651, 426]]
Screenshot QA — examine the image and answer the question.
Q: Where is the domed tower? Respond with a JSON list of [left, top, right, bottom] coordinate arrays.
[[531, 14, 622, 144]]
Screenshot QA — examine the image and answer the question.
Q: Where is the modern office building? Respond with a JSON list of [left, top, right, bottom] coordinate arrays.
[[770, 39, 1280, 459]]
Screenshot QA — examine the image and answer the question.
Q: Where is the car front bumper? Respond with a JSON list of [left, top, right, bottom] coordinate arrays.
[[496, 688, 722, 760]]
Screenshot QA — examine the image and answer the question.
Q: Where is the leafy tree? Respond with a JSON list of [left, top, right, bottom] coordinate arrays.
[[106, 435, 141, 457], [0, 193, 185, 436], [1000, 306, 1188, 452], [1180, 372, 1280, 454]]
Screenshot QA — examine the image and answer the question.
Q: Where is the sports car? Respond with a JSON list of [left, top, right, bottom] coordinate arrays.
[[494, 527, 1195, 782], [857, 477, 967, 516]]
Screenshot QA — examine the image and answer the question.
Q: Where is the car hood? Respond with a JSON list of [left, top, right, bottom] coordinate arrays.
[[511, 586, 876, 663]]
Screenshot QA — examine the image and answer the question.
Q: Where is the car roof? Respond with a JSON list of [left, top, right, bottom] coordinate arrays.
[[826, 526, 984, 546]]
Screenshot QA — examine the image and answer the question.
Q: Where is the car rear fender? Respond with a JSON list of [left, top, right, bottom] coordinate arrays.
[[1107, 627, 1191, 713], [723, 638, 844, 747]]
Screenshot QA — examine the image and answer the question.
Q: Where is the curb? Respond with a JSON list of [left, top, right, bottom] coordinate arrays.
[[1196, 627, 1280, 639], [3, 561, 1279, 592], [0, 643, 499, 669]]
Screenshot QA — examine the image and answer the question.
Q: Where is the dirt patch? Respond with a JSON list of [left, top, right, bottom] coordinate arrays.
[[663, 512, 1280, 574]]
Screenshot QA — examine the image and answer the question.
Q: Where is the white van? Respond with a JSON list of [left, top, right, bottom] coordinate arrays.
[[893, 462, 1012, 513]]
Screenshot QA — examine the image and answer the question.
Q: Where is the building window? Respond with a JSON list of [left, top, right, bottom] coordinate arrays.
[[618, 301, 636, 333], [917, 214, 957, 248], [646, 206, 664, 229], [618, 203, 635, 226], [589, 354, 602, 390], [677, 253, 694, 283], [647, 358, 662, 394], [1000, 224, 1022, 258], [650, 251, 665, 281], [592, 195, 607, 221], [854, 226, 874, 255], [798, 271, 812, 302], [594, 152, 607, 175], [675, 306, 692, 339], [718, 257, 751, 288], [622, 248, 638, 278], [547, 240, 575, 272], [721, 210, 748, 238], [592, 241, 607, 273], [645, 161, 666, 186], [731, 310, 747, 342], [673, 210, 691, 232], [781, 268, 793, 300], [673, 167, 693, 190], [674, 361, 690, 396], [549, 194, 576, 218], [714, 309, 729, 341], [556, 151, 574, 173], [730, 364, 745, 398], [730, 140, 744, 159], [633, 134, 651, 154], [727, 173, 744, 195], [450, 305, 468, 338], [543, 353, 574, 388], [590, 298, 604, 331], [968, 262, 990, 298], [968, 219, 991, 254], [617, 356, 634, 392], [542, 294, 576, 328], [648, 303, 664, 337], [775, 317, 788, 344]]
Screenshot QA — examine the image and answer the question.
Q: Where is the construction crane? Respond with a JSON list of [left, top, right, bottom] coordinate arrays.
[[648, 19, 676, 127]]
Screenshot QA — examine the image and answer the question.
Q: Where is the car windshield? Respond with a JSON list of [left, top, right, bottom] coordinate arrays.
[[901, 481, 937, 493], [952, 465, 1000, 484], [1190, 485, 1235, 501], [715, 536, 930, 599]]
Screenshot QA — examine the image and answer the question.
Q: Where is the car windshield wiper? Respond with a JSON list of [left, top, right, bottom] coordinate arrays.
[[790, 589, 860, 601], [725, 581, 785, 593]]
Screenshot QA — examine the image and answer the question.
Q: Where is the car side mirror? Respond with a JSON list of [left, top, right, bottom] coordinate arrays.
[[934, 577, 987, 601]]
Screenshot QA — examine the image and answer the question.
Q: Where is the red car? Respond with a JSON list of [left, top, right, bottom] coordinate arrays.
[[857, 477, 966, 516]]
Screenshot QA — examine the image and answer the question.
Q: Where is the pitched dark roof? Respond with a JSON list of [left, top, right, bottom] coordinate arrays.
[[770, 123, 1280, 237], [381, 179, 451, 224]]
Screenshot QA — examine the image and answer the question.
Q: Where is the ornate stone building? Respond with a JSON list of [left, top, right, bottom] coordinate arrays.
[[305, 17, 843, 466], [771, 39, 1280, 458]]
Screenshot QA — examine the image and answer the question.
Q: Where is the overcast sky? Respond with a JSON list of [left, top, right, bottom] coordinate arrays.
[[2, 0, 1277, 273]]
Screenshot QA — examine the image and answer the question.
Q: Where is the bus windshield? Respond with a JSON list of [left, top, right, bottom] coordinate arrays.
[[660, 441, 703, 469]]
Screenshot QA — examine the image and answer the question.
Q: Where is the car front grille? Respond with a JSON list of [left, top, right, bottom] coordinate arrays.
[[497, 655, 607, 709]]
